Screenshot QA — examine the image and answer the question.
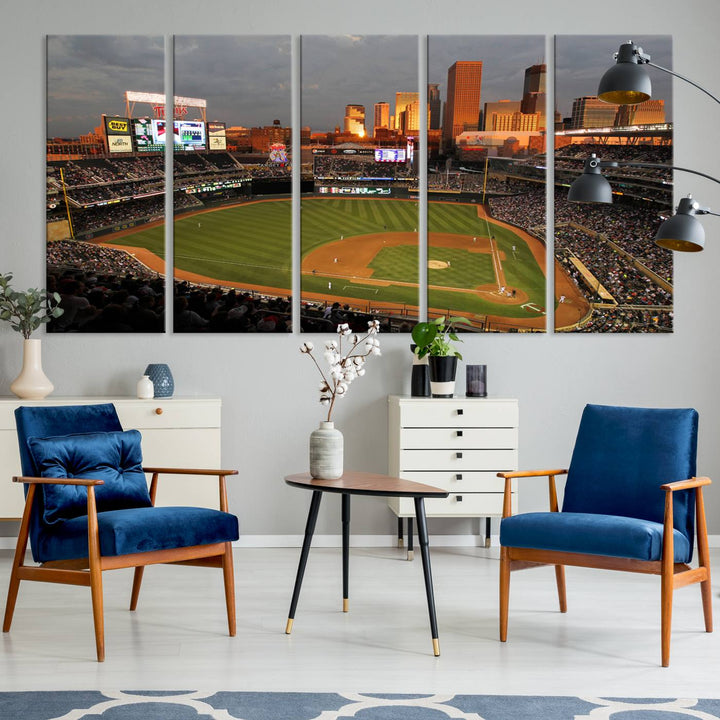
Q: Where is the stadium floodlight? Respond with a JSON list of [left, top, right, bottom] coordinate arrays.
[[598, 41, 720, 106], [568, 154, 720, 251]]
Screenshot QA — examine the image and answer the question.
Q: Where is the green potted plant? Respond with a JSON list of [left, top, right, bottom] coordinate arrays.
[[411, 316, 470, 397], [0, 272, 63, 399]]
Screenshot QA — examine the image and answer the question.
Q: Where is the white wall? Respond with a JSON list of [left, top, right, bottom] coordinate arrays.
[[1, 0, 719, 537]]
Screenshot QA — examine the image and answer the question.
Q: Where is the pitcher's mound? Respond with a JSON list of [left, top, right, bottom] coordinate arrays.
[[428, 260, 449, 269]]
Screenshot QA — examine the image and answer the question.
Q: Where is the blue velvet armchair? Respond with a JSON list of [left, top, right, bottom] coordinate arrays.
[[498, 404, 712, 667], [3, 403, 239, 661]]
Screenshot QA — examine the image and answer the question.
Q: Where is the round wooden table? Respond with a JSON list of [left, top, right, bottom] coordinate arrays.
[[284, 471, 449, 656]]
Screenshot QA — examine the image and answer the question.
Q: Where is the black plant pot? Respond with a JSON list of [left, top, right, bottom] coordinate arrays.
[[428, 355, 458, 398], [410, 344, 430, 397]]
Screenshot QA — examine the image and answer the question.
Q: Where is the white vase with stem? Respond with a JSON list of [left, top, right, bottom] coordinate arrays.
[[10, 338, 54, 400]]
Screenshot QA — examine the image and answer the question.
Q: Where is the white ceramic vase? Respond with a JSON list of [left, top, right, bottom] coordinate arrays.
[[136, 375, 154, 399], [309, 421, 344, 480], [10, 338, 54, 400]]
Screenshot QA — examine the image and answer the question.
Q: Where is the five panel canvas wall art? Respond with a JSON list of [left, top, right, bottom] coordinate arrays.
[[45, 34, 677, 334]]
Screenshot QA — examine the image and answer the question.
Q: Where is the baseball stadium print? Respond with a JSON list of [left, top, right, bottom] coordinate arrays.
[[172, 36, 292, 333], [554, 35, 673, 333], [428, 35, 547, 333], [300, 35, 420, 332], [46, 36, 166, 333]]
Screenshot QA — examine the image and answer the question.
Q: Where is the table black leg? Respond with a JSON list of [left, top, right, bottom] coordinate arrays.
[[342, 493, 350, 612], [286, 490, 323, 634], [414, 496, 440, 656], [407, 517, 414, 561], [397, 517, 404, 548]]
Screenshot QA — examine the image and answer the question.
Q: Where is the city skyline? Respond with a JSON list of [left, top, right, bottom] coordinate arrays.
[[555, 34, 672, 121], [47, 34, 673, 140], [302, 35, 418, 134]]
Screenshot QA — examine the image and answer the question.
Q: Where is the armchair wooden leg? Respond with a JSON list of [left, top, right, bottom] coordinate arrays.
[[3, 485, 35, 633], [87, 488, 105, 662], [499, 546, 510, 642], [222, 542, 236, 637], [696, 487, 713, 633], [660, 565, 672, 668], [555, 565, 567, 613], [130, 567, 144, 611]]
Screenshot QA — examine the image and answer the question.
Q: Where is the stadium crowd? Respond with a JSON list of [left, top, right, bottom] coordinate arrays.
[[46, 241, 164, 333]]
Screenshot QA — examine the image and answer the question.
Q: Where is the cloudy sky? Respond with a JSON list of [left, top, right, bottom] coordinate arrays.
[[47, 36, 164, 137], [47, 35, 292, 137], [174, 35, 291, 126], [302, 35, 418, 134], [47, 34, 672, 138]]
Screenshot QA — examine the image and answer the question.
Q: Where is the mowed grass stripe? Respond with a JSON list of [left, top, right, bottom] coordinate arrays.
[[106, 198, 545, 320]]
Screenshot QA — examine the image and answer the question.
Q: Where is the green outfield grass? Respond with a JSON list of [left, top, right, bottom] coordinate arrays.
[[107, 197, 545, 319], [111, 201, 293, 290]]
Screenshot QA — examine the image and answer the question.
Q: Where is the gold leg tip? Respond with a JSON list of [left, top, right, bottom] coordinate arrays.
[[432, 638, 440, 656], [343, 598, 349, 613], [285, 619, 294, 634], [398, 539, 404, 548], [407, 550, 414, 561]]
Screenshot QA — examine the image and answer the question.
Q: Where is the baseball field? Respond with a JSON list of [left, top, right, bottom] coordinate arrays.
[[102, 195, 567, 330]]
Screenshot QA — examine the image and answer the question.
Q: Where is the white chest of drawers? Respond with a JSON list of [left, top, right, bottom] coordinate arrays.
[[388, 395, 519, 542], [0, 396, 222, 519]]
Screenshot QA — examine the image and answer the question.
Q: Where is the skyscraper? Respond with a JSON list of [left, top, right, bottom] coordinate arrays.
[[344, 104, 366, 136], [428, 83, 441, 130], [521, 63, 547, 130], [615, 99, 666, 126], [570, 96, 618, 130], [442, 61, 483, 149], [395, 92, 419, 131], [373, 102, 390, 131]]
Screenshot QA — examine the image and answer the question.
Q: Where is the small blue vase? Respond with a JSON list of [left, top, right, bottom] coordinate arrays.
[[144, 363, 174, 398]]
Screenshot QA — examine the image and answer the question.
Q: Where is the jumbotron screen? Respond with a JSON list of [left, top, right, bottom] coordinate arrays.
[[174, 120, 206, 151], [374, 148, 406, 163], [133, 118, 165, 152]]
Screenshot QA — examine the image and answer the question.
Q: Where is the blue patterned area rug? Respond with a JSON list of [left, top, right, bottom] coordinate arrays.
[[2, 691, 720, 720]]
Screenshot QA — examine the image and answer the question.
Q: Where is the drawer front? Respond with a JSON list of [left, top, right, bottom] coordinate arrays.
[[398, 470, 506, 493], [390, 492, 512, 517], [398, 399, 518, 429], [0, 397, 221, 431], [400, 448, 517, 472], [401, 427, 517, 450], [115, 399, 221, 430]]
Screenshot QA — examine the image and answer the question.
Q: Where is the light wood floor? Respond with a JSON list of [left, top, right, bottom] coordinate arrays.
[[0, 546, 718, 696]]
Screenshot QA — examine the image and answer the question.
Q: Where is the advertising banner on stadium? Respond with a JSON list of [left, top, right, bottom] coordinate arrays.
[[107, 135, 133, 153], [104, 116, 131, 135], [207, 122, 227, 150]]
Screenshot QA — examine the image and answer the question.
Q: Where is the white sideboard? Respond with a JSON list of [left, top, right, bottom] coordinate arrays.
[[0, 396, 222, 519], [388, 395, 519, 546]]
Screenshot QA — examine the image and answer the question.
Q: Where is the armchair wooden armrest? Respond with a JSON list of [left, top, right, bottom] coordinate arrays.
[[142, 467, 238, 477], [498, 469, 569, 518], [661, 476, 711, 492], [142, 468, 238, 512], [497, 469, 568, 480], [13, 476, 104, 486]]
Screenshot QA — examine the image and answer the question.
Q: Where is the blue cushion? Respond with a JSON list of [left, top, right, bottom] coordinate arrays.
[[500, 511, 691, 563], [34, 506, 239, 563], [28, 430, 152, 525], [15, 403, 124, 564], [562, 404, 698, 549]]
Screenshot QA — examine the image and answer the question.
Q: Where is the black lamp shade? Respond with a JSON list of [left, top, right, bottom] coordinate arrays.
[[568, 172, 613, 203], [598, 43, 652, 105], [655, 214, 706, 252]]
